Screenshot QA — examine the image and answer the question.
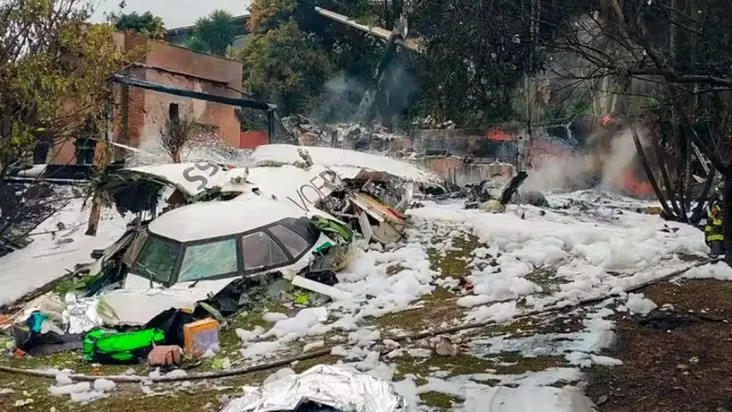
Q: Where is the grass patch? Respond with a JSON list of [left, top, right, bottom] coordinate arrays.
[[392, 350, 564, 380], [291, 354, 340, 373], [420, 391, 461, 410], [0, 350, 143, 376], [386, 264, 407, 275], [375, 296, 465, 333], [218, 299, 294, 352], [525, 266, 566, 295], [489, 352, 564, 374], [394, 354, 496, 379], [423, 287, 457, 303], [428, 235, 481, 279], [477, 317, 535, 336]]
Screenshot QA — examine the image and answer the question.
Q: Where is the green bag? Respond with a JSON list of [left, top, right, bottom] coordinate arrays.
[[83, 328, 165, 364]]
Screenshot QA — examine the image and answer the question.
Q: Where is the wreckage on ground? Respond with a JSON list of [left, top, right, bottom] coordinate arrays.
[[105, 144, 441, 243], [92, 145, 446, 321], [0, 145, 446, 363], [0, 142, 553, 366]]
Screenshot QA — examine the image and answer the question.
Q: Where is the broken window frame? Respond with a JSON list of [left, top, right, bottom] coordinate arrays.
[[178, 238, 239, 282], [130, 217, 321, 286], [241, 231, 289, 272], [132, 235, 180, 285], [268, 224, 313, 258]]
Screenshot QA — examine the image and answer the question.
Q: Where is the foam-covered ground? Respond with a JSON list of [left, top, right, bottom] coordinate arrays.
[[2, 189, 730, 411]]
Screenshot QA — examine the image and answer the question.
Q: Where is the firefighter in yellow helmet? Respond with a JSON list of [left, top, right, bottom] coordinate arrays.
[[705, 184, 725, 257]]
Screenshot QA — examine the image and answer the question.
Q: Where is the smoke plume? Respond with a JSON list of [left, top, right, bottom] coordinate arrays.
[[523, 126, 652, 196]]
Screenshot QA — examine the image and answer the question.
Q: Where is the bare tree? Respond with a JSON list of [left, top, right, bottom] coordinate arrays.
[[160, 111, 200, 163], [536, 0, 732, 263]]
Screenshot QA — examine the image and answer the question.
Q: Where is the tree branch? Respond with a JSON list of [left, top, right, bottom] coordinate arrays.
[[632, 126, 676, 218]]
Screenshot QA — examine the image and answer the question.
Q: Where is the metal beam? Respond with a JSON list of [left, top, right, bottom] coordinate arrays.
[[111, 75, 276, 112], [314, 7, 423, 54]]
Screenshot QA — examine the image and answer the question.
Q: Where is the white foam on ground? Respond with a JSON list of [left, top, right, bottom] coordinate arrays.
[[625, 293, 658, 315], [0, 199, 129, 306]]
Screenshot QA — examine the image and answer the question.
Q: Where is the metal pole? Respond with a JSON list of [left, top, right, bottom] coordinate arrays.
[[267, 110, 275, 144]]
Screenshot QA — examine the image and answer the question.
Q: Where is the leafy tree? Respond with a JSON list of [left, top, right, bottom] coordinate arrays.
[[243, 0, 381, 117], [408, 0, 583, 128], [240, 21, 334, 114], [109, 11, 165, 39], [191, 10, 237, 55], [0, 0, 130, 239], [184, 35, 209, 53]]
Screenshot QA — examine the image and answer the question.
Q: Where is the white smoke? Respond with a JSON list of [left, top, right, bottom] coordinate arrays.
[[523, 126, 650, 194], [522, 153, 590, 192], [599, 128, 644, 191]]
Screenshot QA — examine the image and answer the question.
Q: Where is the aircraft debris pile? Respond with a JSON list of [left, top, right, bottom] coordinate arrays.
[[0, 145, 445, 367], [412, 115, 457, 130], [281, 115, 411, 152]]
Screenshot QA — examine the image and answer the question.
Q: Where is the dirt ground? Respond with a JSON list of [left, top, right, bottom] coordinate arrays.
[[586, 280, 732, 412]]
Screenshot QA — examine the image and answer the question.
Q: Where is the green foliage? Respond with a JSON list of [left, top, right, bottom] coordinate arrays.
[[249, 0, 373, 35], [109, 11, 165, 39], [0, 0, 129, 181], [242, 0, 381, 116], [568, 100, 592, 118], [191, 10, 237, 56], [185, 35, 209, 53], [240, 21, 334, 114], [408, 0, 528, 127], [248, 0, 297, 32]]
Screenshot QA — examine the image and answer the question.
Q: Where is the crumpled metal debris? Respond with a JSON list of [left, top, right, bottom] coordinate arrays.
[[221, 365, 405, 412], [280, 117, 408, 151], [62, 296, 103, 335]]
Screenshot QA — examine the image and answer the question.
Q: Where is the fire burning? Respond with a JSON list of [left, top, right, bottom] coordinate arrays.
[[620, 168, 654, 198]]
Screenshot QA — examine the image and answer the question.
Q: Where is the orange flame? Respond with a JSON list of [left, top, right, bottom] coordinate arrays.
[[621, 169, 654, 197]]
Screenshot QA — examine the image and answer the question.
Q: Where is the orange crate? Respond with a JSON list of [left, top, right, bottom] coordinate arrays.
[[183, 318, 220, 356]]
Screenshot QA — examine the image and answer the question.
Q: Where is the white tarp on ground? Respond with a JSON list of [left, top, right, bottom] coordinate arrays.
[[252, 144, 443, 185]]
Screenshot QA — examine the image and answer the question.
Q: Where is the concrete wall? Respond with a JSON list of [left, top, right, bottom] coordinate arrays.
[[144, 42, 242, 86], [411, 128, 484, 156], [413, 157, 515, 186], [409, 128, 517, 185], [138, 41, 243, 150]]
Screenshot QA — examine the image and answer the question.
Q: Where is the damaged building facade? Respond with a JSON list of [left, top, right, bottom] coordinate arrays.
[[48, 31, 245, 166]]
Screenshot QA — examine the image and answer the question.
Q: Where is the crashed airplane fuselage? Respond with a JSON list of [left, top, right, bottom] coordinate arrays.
[[90, 145, 445, 324], [97, 196, 351, 326]]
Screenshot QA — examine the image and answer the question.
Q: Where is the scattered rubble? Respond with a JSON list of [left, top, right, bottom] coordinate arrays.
[[0, 145, 451, 369], [281, 116, 411, 152]]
